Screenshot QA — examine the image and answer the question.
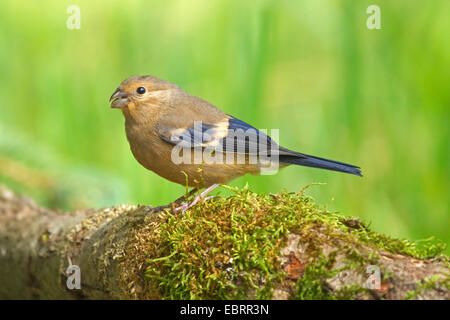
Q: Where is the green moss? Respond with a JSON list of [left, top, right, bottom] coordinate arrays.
[[295, 252, 340, 300], [405, 274, 450, 300], [294, 247, 377, 300], [143, 185, 447, 299]]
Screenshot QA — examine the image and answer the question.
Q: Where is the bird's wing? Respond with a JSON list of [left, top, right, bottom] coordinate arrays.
[[157, 113, 362, 176], [157, 116, 290, 156]]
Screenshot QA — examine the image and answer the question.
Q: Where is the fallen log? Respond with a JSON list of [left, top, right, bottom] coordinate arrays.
[[0, 185, 448, 299]]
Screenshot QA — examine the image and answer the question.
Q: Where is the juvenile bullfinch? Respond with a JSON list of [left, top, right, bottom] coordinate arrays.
[[110, 75, 361, 212]]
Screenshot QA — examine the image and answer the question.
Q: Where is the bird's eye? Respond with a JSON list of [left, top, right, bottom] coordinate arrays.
[[136, 87, 146, 94]]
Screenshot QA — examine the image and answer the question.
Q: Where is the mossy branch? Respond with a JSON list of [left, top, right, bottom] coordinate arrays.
[[0, 184, 448, 300]]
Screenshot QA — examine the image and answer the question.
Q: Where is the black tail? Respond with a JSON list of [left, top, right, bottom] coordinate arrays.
[[279, 153, 362, 176]]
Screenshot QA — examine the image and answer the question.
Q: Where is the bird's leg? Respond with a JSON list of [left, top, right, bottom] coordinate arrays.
[[144, 188, 199, 214], [144, 185, 217, 214], [173, 187, 199, 204], [173, 184, 219, 213]]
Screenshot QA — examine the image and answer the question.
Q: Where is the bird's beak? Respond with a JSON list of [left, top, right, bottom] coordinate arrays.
[[109, 88, 128, 109]]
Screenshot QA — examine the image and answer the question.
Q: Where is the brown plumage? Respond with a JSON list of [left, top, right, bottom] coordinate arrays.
[[110, 75, 361, 211]]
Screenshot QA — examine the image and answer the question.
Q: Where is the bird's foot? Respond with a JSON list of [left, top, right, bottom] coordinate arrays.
[[172, 195, 216, 214], [172, 184, 219, 214], [143, 184, 219, 215]]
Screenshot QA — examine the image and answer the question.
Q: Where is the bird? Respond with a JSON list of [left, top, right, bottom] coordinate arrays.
[[110, 75, 362, 212]]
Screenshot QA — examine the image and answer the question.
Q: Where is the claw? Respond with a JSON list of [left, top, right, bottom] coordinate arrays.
[[172, 184, 219, 214]]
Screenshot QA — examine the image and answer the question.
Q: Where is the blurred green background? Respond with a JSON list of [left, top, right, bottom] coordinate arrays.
[[0, 0, 448, 252]]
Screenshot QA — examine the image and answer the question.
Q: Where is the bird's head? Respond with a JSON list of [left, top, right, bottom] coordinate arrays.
[[109, 75, 178, 114]]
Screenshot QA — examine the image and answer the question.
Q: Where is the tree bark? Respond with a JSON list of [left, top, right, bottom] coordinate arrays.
[[0, 185, 448, 300]]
